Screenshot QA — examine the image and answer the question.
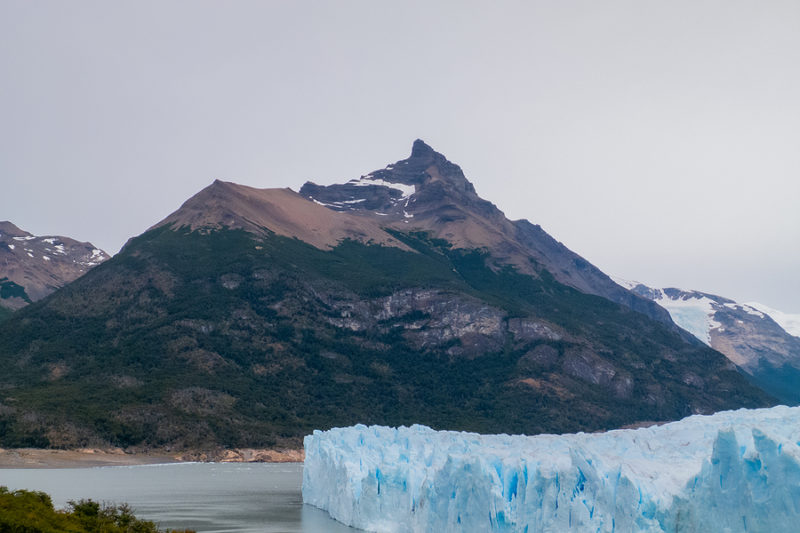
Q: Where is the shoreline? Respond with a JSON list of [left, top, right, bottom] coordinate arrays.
[[0, 447, 305, 469]]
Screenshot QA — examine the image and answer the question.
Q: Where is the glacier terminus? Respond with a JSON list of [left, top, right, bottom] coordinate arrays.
[[303, 406, 800, 532]]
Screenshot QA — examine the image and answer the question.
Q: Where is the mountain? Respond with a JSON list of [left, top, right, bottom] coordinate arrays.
[[616, 278, 800, 404], [0, 142, 772, 451], [0, 221, 109, 313]]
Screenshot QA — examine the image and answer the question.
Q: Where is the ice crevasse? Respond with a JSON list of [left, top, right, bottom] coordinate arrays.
[[302, 406, 800, 532]]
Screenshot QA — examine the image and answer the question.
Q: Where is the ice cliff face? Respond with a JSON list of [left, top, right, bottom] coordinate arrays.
[[303, 406, 800, 532]]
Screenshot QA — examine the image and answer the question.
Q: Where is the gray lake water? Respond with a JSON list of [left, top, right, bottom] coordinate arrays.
[[0, 462, 356, 533]]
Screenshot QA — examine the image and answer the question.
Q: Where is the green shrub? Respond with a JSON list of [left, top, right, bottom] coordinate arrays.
[[0, 486, 194, 533]]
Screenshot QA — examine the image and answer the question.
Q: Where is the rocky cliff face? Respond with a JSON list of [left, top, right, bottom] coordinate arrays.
[[306, 286, 562, 358], [0, 221, 109, 311]]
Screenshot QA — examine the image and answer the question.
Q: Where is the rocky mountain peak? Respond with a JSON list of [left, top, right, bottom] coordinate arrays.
[[410, 138, 436, 159], [400, 139, 476, 194], [299, 140, 482, 217], [154, 141, 675, 332], [298, 141, 677, 330]]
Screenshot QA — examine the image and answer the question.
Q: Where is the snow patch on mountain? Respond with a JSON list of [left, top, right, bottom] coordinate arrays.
[[611, 276, 638, 291], [651, 291, 721, 346], [747, 302, 800, 338], [723, 302, 766, 319], [348, 173, 416, 200], [303, 172, 417, 214]]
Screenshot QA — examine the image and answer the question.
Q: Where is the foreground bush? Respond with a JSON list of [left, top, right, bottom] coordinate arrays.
[[0, 486, 194, 533]]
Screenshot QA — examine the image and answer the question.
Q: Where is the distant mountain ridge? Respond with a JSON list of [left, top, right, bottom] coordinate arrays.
[[0, 221, 109, 312], [616, 278, 800, 404], [0, 142, 772, 451], [745, 302, 800, 338]]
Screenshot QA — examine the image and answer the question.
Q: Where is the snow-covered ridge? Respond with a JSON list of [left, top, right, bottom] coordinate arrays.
[[6, 236, 107, 268], [611, 276, 639, 291], [747, 302, 800, 338], [612, 276, 798, 345], [303, 406, 800, 532], [612, 277, 722, 345]]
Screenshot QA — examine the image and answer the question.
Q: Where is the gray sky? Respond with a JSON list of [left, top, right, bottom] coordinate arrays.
[[2, 0, 798, 312]]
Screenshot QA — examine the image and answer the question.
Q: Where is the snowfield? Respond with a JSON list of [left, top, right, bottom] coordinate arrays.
[[303, 406, 800, 532], [746, 302, 800, 338]]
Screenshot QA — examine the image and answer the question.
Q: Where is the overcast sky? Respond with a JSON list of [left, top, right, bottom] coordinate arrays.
[[2, 1, 798, 312]]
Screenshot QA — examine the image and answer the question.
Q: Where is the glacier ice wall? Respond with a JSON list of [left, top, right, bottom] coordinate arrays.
[[302, 406, 800, 532]]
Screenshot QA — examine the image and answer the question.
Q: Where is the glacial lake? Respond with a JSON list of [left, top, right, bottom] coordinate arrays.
[[0, 462, 357, 533]]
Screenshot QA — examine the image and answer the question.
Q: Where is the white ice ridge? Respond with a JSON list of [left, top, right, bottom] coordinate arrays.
[[747, 302, 800, 338], [303, 406, 800, 532]]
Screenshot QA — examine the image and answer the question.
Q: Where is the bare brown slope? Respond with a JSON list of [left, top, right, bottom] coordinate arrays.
[[152, 180, 411, 251]]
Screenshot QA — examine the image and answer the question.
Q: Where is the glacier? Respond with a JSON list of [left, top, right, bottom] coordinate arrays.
[[302, 406, 800, 532]]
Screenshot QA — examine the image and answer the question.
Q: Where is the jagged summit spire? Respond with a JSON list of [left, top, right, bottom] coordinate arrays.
[[300, 139, 480, 214], [404, 139, 465, 182], [410, 139, 436, 159]]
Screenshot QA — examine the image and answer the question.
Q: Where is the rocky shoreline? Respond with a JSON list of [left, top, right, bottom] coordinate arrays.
[[0, 447, 304, 469]]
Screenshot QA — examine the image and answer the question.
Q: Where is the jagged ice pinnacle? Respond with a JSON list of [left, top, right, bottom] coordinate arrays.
[[303, 406, 800, 532]]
